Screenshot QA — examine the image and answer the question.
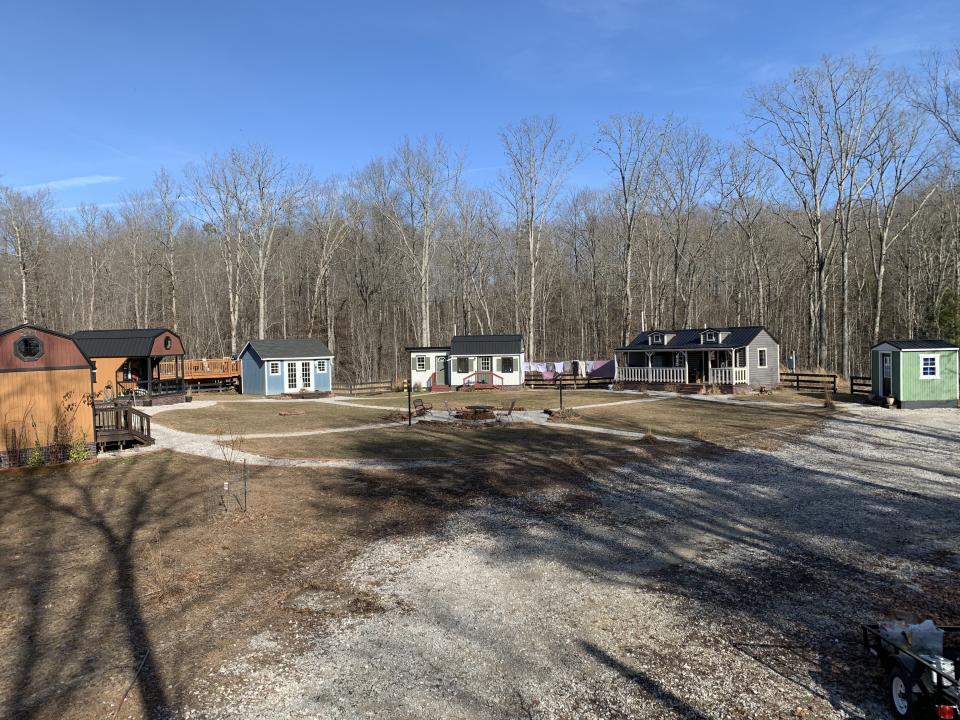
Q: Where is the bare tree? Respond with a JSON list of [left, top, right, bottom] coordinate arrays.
[[498, 115, 579, 359], [596, 113, 665, 343], [303, 178, 348, 348], [0, 187, 51, 323], [153, 168, 181, 331], [913, 48, 960, 148]]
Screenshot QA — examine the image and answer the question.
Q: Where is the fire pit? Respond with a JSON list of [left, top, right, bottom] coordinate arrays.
[[461, 404, 496, 421]]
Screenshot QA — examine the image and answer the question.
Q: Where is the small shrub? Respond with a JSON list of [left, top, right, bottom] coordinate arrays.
[[27, 442, 45, 467], [68, 437, 91, 463]]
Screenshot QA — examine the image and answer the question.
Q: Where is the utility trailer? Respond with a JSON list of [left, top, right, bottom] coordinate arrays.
[[862, 623, 959, 719]]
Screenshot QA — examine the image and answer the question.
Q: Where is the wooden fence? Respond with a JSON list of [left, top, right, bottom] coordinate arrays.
[[781, 372, 838, 393], [332, 380, 393, 396], [850, 375, 871, 395], [525, 373, 612, 389]]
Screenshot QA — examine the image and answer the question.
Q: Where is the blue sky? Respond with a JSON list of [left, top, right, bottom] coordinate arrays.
[[1, 0, 956, 211]]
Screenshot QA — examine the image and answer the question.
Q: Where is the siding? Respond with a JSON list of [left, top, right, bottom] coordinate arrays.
[[266, 365, 286, 395], [747, 330, 780, 387], [0, 368, 94, 453], [149, 331, 185, 356], [240, 349, 266, 395], [313, 359, 332, 391], [871, 349, 881, 397], [900, 350, 958, 403], [0, 327, 89, 370], [448, 353, 524, 386], [90, 357, 127, 398], [892, 351, 902, 399]]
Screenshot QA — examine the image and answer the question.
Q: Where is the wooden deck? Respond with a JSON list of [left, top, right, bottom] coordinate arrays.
[[94, 404, 154, 448], [158, 358, 240, 390]]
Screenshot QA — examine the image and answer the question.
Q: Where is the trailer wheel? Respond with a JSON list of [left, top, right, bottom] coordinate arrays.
[[887, 666, 918, 718]]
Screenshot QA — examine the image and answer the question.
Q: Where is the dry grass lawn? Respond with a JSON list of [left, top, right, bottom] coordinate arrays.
[[341, 388, 627, 411], [154, 400, 389, 435], [573, 397, 829, 446], [0, 448, 627, 720], [237, 421, 641, 461]]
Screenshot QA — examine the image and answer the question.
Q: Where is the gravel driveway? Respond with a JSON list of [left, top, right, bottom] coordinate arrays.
[[182, 405, 960, 719]]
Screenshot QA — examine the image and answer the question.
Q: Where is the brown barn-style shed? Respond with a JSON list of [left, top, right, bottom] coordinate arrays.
[[73, 327, 186, 405], [0, 324, 96, 468]]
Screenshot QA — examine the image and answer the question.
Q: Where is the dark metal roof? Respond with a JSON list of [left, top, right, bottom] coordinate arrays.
[[449, 334, 523, 355], [405, 345, 451, 352], [873, 339, 959, 351], [72, 328, 178, 358], [243, 338, 333, 359], [618, 325, 769, 351]]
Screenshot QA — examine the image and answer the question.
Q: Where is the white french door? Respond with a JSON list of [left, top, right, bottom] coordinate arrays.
[[286, 361, 313, 391]]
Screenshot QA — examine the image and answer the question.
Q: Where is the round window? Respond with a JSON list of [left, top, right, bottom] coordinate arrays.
[[164, 336, 172, 350], [14, 335, 44, 361]]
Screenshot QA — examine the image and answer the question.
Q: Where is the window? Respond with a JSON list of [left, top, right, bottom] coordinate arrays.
[[757, 348, 768, 368], [456, 357, 469, 374], [301, 361, 312, 388], [736, 348, 747, 367], [286, 362, 297, 389], [317, 359, 328, 373], [921, 355, 939, 379], [415, 355, 427, 372], [501, 357, 514, 374], [479, 356, 492, 372], [650, 333, 664, 345], [164, 336, 172, 350], [269, 361, 281, 375], [91, 360, 97, 384], [14, 335, 43, 361], [674, 353, 685, 367], [703, 331, 717, 343]]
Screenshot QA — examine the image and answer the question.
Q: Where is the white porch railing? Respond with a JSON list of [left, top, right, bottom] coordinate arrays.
[[616, 366, 686, 384], [709, 366, 749, 385]]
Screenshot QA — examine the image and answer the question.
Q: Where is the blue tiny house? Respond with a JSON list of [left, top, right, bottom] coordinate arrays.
[[238, 339, 334, 396]]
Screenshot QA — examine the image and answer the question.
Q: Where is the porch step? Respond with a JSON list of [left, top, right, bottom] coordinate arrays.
[[430, 384, 451, 392], [675, 384, 704, 394]]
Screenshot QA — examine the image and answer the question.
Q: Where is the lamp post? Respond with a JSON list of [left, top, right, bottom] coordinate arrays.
[[407, 352, 412, 426]]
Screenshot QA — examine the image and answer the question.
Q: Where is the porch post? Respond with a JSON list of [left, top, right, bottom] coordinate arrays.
[[147, 357, 153, 397], [683, 352, 688, 384]]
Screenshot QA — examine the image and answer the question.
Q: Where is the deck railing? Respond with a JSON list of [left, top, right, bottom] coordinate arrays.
[[616, 366, 686, 384], [462, 370, 504, 386], [158, 358, 239, 378], [708, 366, 749, 385], [94, 405, 152, 444]]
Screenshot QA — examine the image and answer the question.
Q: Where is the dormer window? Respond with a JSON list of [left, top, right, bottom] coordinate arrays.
[[650, 333, 664, 345], [703, 331, 717, 343]]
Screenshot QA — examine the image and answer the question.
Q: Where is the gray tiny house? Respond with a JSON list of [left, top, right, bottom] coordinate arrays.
[[614, 325, 780, 390], [870, 339, 959, 409]]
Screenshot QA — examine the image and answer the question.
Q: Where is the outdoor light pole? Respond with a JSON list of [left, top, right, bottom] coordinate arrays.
[[407, 353, 412, 426]]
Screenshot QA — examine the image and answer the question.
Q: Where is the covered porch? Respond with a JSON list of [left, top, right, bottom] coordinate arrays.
[[614, 349, 749, 386], [112, 355, 186, 402]]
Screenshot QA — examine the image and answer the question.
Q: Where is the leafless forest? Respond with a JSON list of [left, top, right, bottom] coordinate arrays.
[[3, 51, 960, 381]]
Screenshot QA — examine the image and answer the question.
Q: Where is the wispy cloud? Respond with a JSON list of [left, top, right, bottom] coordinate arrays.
[[17, 175, 123, 192]]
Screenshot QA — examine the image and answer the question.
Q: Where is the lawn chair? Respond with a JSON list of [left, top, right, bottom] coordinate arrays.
[[443, 401, 459, 420], [496, 400, 516, 423], [413, 398, 433, 417]]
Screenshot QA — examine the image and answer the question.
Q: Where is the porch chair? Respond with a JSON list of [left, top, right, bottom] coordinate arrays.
[[496, 400, 516, 423], [413, 398, 433, 417]]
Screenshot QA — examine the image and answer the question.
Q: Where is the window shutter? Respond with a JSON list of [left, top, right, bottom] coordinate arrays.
[[469, 357, 475, 372], [494, 357, 501, 372], [411, 355, 418, 371], [424, 355, 431, 371]]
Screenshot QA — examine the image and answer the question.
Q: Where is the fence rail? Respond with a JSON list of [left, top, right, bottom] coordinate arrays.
[[332, 380, 393, 396], [709, 366, 749, 385], [850, 375, 871, 395], [94, 405, 152, 445], [782, 371, 838, 394], [525, 373, 612, 389], [158, 358, 239, 379], [615, 366, 686, 384]]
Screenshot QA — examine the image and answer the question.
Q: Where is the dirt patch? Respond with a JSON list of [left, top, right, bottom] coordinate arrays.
[[0, 447, 612, 720]]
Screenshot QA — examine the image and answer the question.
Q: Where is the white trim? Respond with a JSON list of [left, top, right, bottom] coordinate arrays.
[[919, 354, 940, 379], [479, 356, 492, 372], [261, 355, 334, 361], [316, 359, 328, 373], [268, 361, 281, 375], [757, 348, 768, 369], [414, 355, 427, 372]]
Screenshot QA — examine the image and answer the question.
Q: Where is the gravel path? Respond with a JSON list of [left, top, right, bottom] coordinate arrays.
[[181, 405, 960, 719]]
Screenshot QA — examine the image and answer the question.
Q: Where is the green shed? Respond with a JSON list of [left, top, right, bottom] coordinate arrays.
[[870, 339, 959, 409]]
